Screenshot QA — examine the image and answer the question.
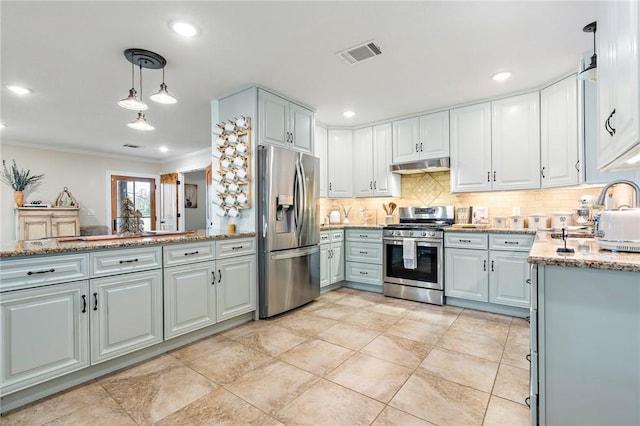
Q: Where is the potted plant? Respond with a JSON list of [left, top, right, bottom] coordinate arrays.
[[1, 159, 44, 207]]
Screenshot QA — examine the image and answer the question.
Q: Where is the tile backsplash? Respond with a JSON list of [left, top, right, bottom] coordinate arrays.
[[320, 171, 634, 226]]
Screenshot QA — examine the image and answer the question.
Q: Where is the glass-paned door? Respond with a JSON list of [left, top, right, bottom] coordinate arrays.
[[110, 175, 156, 234]]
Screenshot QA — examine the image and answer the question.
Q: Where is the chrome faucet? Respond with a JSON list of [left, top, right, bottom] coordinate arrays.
[[595, 180, 640, 208]]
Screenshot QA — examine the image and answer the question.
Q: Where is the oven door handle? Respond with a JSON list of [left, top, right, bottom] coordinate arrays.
[[383, 239, 441, 247]]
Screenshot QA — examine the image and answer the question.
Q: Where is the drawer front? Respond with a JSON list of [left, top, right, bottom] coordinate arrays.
[[345, 242, 382, 264], [489, 234, 534, 251], [90, 247, 162, 277], [345, 229, 382, 243], [216, 238, 256, 259], [320, 232, 331, 244], [163, 241, 215, 267], [444, 233, 488, 249], [345, 261, 383, 285], [0, 254, 89, 292], [330, 230, 344, 242]]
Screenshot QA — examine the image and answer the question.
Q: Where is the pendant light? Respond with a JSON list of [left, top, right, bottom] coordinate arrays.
[[117, 60, 148, 111], [127, 112, 155, 131], [150, 67, 177, 104], [578, 21, 597, 82]]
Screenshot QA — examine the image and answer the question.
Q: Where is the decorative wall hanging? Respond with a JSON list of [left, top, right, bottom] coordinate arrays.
[[185, 184, 198, 208], [212, 117, 251, 218]]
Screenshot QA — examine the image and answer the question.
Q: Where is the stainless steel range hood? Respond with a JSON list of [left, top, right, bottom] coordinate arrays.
[[390, 157, 450, 174]]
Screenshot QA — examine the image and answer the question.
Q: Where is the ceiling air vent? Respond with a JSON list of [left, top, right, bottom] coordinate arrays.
[[336, 40, 382, 64], [123, 144, 142, 149]]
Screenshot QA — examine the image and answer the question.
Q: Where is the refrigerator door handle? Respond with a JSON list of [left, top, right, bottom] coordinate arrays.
[[270, 245, 319, 260], [298, 157, 307, 234], [263, 215, 268, 238], [294, 159, 304, 245]]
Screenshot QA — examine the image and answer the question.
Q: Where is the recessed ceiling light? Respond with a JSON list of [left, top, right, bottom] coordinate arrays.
[[171, 21, 198, 37], [159, 146, 169, 153], [492, 72, 512, 82], [6, 85, 32, 95], [343, 111, 355, 118]]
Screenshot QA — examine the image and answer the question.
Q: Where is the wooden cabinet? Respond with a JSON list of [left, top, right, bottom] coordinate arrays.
[[597, 0, 640, 171], [327, 129, 354, 198], [0, 281, 89, 395], [16, 208, 79, 240], [392, 111, 449, 164], [445, 232, 533, 312], [344, 229, 383, 291], [258, 89, 313, 154], [353, 124, 400, 197], [540, 75, 580, 188], [90, 269, 163, 364], [320, 230, 344, 288], [314, 124, 328, 197], [450, 93, 540, 193]]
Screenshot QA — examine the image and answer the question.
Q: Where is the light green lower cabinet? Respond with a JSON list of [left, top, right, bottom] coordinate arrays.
[[164, 262, 216, 340], [90, 270, 163, 364], [444, 248, 489, 301], [488, 251, 530, 308], [216, 254, 256, 322], [0, 281, 89, 395], [320, 230, 345, 289]]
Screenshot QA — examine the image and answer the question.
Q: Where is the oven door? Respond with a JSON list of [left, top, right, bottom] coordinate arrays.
[[383, 238, 442, 290]]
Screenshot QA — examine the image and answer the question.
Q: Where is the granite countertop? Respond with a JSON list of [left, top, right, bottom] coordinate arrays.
[[443, 227, 537, 235], [0, 230, 257, 258], [320, 224, 384, 230], [528, 231, 640, 272]]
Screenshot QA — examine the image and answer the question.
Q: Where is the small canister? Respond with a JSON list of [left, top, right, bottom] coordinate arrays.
[[509, 215, 525, 229], [527, 213, 548, 230], [493, 216, 506, 229]]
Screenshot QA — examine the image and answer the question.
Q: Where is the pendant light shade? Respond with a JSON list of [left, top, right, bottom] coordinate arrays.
[[127, 112, 155, 131], [577, 21, 597, 82], [118, 60, 148, 111], [150, 68, 177, 104]]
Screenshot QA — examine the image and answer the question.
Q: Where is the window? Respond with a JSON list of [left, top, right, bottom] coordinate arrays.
[[110, 175, 156, 233]]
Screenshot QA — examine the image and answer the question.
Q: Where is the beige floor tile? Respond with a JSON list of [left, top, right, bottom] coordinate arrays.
[[387, 298, 422, 310], [278, 338, 354, 376], [386, 318, 448, 345], [318, 322, 379, 350], [98, 355, 216, 424], [1, 381, 110, 426], [275, 379, 384, 425], [501, 339, 530, 370], [225, 360, 319, 415], [366, 301, 411, 317], [333, 294, 377, 308], [326, 353, 413, 403], [308, 303, 359, 320], [342, 309, 400, 333], [372, 406, 437, 426], [155, 387, 271, 425], [483, 395, 530, 426], [507, 325, 530, 347], [169, 333, 230, 364], [275, 311, 339, 336], [510, 317, 530, 329], [405, 305, 459, 326], [390, 371, 490, 426], [361, 334, 432, 369], [236, 325, 308, 356], [460, 308, 513, 325], [43, 397, 136, 426], [318, 290, 348, 303], [186, 341, 272, 385], [220, 319, 273, 340], [419, 347, 499, 393], [449, 317, 510, 342], [492, 364, 529, 405], [438, 328, 506, 362]]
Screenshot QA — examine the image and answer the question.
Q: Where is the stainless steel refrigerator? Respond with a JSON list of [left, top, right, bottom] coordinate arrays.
[[258, 145, 320, 318]]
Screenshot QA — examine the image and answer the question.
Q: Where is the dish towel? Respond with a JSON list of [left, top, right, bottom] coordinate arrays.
[[403, 238, 417, 269]]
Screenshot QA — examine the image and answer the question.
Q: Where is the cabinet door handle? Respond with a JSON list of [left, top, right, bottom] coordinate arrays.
[[329, 182, 332, 191], [231, 246, 244, 250], [93, 292, 98, 311], [525, 278, 532, 285], [184, 251, 199, 256], [420, 142, 423, 152], [574, 160, 580, 172], [81, 295, 87, 313], [212, 271, 216, 285], [119, 258, 139, 264], [483, 260, 487, 271], [504, 241, 519, 245], [459, 239, 471, 243], [487, 171, 490, 182], [329, 249, 333, 259], [415, 143, 419, 153], [525, 397, 531, 408], [27, 268, 55, 276], [605, 109, 616, 136], [493, 171, 496, 182], [540, 166, 546, 178], [359, 271, 369, 275], [218, 269, 222, 283], [359, 234, 368, 238], [373, 181, 377, 190], [526, 353, 531, 362], [370, 181, 373, 190], [491, 260, 494, 272]]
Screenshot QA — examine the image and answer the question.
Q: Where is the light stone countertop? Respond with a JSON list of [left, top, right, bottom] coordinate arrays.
[[320, 224, 384, 230], [528, 231, 640, 272], [442, 227, 537, 235], [0, 230, 257, 258]]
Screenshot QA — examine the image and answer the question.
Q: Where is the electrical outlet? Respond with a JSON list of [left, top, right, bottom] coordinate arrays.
[[87, 208, 95, 216]]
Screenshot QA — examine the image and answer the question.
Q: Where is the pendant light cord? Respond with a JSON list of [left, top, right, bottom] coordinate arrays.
[[139, 63, 143, 100]]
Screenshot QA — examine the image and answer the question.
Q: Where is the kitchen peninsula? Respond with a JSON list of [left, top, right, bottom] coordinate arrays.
[[0, 231, 257, 412]]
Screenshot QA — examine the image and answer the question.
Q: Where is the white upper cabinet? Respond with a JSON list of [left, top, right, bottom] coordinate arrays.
[[314, 125, 328, 197], [353, 124, 400, 197], [258, 89, 314, 154], [597, 1, 640, 171], [450, 102, 493, 192], [327, 129, 354, 198], [451, 94, 541, 193], [392, 111, 449, 164], [540, 75, 580, 188]]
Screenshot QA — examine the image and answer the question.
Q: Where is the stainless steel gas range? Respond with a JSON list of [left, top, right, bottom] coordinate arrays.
[[382, 206, 454, 305]]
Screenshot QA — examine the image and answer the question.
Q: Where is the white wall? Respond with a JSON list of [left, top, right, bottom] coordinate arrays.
[[1, 142, 161, 242], [184, 170, 206, 231]]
